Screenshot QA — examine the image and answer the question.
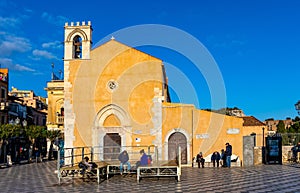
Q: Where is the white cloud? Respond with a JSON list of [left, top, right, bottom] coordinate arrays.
[[0, 58, 35, 72], [19, 8, 34, 20], [24, 8, 33, 14], [0, 16, 20, 29], [0, 33, 32, 56], [14, 64, 36, 72], [41, 12, 68, 26], [42, 41, 63, 49], [32, 49, 57, 59]]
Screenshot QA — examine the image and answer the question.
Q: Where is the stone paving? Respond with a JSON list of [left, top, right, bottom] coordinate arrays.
[[1, 161, 300, 193]]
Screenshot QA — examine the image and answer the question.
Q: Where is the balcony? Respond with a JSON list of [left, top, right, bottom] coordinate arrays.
[[56, 116, 64, 125]]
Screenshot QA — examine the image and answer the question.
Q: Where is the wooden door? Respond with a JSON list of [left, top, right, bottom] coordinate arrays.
[[103, 133, 121, 160], [168, 132, 187, 164]]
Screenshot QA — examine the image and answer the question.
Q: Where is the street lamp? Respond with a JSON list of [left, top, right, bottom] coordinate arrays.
[[22, 120, 27, 127], [262, 127, 265, 164], [15, 117, 20, 125], [295, 100, 300, 115], [262, 127, 265, 147]]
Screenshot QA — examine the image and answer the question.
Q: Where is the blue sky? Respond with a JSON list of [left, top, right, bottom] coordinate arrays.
[[0, 0, 299, 121]]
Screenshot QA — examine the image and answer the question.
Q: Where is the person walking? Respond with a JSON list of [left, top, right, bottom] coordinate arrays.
[[225, 143, 232, 168]]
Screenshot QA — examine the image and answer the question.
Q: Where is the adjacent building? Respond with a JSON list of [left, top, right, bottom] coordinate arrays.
[[264, 118, 293, 133], [45, 79, 64, 131], [0, 69, 9, 124], [8, 87, 47, 126], [0, 69, 47, 127]]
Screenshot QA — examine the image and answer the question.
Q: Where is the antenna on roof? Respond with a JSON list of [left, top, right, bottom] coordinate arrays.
[[51, 63, 54, 80], [59, 70, 63, 80]]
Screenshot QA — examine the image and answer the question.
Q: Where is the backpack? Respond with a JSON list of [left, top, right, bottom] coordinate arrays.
[[90, 162, 98, 169], [78, 161, 85, 169]]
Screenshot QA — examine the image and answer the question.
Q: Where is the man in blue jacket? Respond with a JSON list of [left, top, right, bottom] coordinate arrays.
[[136, 149, 149, 168], [225, 143, 232, 168], [140, 149, 148, 166]]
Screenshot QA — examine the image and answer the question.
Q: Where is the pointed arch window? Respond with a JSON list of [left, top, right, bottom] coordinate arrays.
[[73, 35, 82, 58]]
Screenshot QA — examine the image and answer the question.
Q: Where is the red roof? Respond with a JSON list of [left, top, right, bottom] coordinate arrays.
[[242, 116, 266, 126]]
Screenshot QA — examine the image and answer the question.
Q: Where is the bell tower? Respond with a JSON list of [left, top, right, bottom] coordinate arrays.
[[63, 21, 92, 151], [64, 21, 92, 60]]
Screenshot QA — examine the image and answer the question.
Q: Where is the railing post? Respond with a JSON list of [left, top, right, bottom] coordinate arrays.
[[178, 146, 181, 167], [156, 146, 158, 162], [82, 147, 85, 161], [57, 146, 61, 184], [91, 147, 94, 161], [71, 148, 74, 166], [178, 146, 181, 181]]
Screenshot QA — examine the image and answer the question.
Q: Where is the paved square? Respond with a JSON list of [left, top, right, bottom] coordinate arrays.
[[1, 161, 300, 192]]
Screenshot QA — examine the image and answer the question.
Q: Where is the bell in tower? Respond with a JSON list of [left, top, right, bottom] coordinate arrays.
[[73, 35, 82, 59]]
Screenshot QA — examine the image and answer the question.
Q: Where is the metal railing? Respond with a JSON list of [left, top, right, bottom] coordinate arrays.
[[57, 145, 158, 168]]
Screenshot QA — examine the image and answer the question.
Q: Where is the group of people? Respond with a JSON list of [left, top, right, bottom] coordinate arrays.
[[118, 149, 151, 174], [196, 142, 233, 168], [80, 149, 152, 175], [80, 143, 234, 174]]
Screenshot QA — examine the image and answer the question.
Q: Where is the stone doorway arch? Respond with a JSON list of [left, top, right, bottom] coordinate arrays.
[[92, 104, 132, 160]]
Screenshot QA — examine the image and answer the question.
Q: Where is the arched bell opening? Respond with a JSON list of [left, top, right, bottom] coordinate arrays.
[[73, 35, 82, 59]]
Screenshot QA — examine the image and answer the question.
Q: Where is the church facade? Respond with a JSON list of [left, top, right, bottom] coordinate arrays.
[[61, 21, 264, 165]]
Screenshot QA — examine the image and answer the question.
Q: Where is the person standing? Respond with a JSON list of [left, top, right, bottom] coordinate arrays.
[[196, 152, 205, 168], [48, 143, 53, 160], [211, 151, 221, 167], [225, 143, 232, 168], [118, 150, 131, 174]]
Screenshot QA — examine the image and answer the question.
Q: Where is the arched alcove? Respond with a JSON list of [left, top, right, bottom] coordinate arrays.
[[92, 104, 132, 160]]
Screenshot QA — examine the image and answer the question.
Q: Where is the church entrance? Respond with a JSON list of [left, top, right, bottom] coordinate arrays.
[[168, 132, 187, 164], [103, 133, 121, 160]]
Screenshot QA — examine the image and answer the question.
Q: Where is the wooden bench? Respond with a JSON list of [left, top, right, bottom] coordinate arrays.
[[59, 159, 181, 184], [137, 160, 181, 182], [105, 160, 137, 179], [58, 161, 108, 184]]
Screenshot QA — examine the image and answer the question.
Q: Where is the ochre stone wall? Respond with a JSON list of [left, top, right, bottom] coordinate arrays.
[[68, 40, 165, 148], [162, 104, 245, 162]]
